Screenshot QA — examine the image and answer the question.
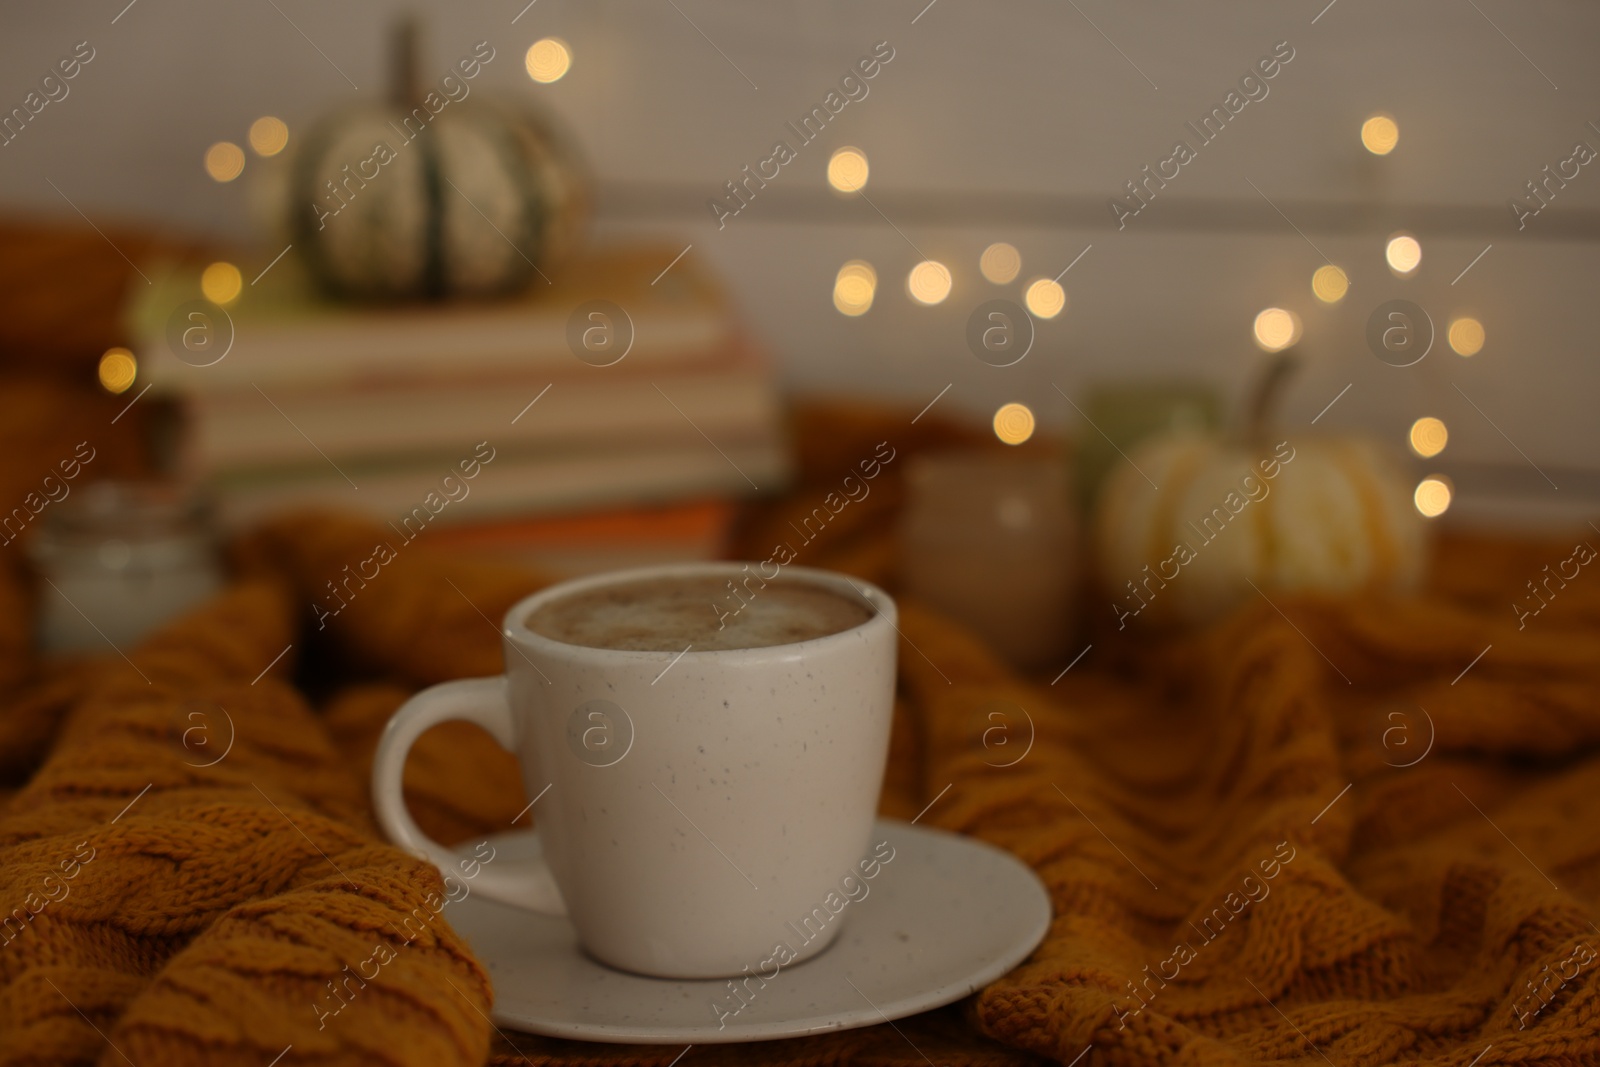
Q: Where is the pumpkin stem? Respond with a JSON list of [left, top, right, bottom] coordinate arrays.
[[390, 17, 422, 109], [1244, 349, 1301, 442]]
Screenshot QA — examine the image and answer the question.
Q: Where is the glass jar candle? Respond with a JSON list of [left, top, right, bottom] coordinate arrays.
[[898, 452, 1076, 669], [29, 482, 222, 655]]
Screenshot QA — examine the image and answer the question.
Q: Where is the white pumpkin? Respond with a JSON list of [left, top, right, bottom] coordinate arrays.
[[1094, 431, 1426, 626]]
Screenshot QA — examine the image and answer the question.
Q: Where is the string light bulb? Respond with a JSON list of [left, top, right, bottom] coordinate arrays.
[[1414, 476, 1452, 518], [1361, 114, 1399, 155], [993, 403, 1035, 445], [907, 260, 952, 305], [97, 348, 137, 394], [1386, 233, 1422, 276], [1448, 317, 1485, 356], [1253, 307, 1301, 352], [1023, 278, 1066, 319], [204, 142, 245, 182], [200, 262, 243, 305], [980, 243, 1021, 285], [525, 38, 571, 82], [833, 260, 877, 316], [248, 117, 289, 156], [1311, 264, 1349, 303], [1409, 417, 1448, 458], [827, 147, 869, 193]]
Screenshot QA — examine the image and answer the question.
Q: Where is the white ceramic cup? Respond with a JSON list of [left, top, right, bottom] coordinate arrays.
[[371, 562, 897, 979]]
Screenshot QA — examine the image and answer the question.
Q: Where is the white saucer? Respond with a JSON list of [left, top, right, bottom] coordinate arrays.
[[444, 819, 1051, 1043]]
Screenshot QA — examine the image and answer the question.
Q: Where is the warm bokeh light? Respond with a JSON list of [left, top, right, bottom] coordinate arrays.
[[201, 261, 243, 305], [1361, 114, 1399, 156], [1311, 264, 1349, 303], [97, 348, 137, 395], [1448, 317, 1485, 356], [525, 38, 572, 82], [1023, 277, 1066, 319], [993, 402, 1035, 445], [827, 147, 869, 193], [980, 242, 1021, 285], [1386, 233, 1422, 275], [1414, 476, 1453, 519], [248, 116, 289, 157], [204, 142, 246, 182], [1409, 417, 1448, 458], [907, 260, 952, 305], [1253, 307, 1302, 352], [833, 259, 877, 316]]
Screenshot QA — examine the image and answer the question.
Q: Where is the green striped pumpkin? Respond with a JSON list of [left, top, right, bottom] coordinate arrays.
[[289, 98, 586, 301]]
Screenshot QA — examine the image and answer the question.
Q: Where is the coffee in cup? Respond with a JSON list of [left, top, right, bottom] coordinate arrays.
[[372, 563, 897, 979]]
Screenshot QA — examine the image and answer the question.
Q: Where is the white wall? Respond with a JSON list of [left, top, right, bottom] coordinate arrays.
[[3, 1, 1598, 513]]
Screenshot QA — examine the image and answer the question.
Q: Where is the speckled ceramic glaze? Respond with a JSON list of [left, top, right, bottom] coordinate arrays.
[[373, 563, 897, 979]]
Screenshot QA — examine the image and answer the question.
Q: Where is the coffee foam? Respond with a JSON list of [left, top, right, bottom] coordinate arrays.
[[525, 575, 873, 652]]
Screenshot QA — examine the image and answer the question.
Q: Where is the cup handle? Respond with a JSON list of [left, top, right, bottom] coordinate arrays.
[[372, 676, 567, 915]]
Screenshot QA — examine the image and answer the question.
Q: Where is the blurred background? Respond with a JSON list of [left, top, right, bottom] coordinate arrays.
[[3, 0, 1598, 655]]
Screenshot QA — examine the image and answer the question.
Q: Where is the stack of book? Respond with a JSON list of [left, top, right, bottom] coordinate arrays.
[[127, 244, 788, 572]]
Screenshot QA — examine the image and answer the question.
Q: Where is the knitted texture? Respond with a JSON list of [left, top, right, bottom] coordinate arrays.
[[0, 221, 1596, 1062], [741, 424, 1600, 1067], [1, 442, 1597, 1066]]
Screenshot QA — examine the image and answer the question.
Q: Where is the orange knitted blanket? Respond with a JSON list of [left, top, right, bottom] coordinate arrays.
[[0, 216, 1598, 1064], [2, 402, 1598, 1067]]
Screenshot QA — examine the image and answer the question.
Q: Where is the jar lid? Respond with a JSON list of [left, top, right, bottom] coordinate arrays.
[[905, 453, 1071, 514], [36, 481, 213, 548]]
